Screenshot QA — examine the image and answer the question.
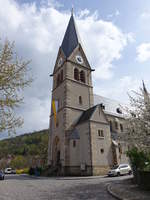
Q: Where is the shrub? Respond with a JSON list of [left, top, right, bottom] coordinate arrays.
[[16, 168, 29, 174], [127, 147, 150, 171]]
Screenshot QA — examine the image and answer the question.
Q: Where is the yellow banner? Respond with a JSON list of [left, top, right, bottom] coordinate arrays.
[[52, 100, 57, 127]]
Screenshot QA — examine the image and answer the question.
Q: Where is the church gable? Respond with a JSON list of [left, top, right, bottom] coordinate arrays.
[[76, 105, 97, 125], [90, 105, 108, 124], [68, 44, 91, 69], [76, 105, 108, 126]]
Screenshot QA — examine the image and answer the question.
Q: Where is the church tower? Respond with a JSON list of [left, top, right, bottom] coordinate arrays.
[[48, 12, 94, 174]]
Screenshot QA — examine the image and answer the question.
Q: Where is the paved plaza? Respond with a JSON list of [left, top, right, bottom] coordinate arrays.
[[0, 174, 132, 200]]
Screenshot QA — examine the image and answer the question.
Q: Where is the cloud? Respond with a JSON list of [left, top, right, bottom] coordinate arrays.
[[136, 42, 150, 62], [78, 16, 132, 79], [140, 11, 150, 19], [107, 9, 120, 19], [0, 0, 132, 135], [77, 9, 90, 19], [94, 76, 142, 103]]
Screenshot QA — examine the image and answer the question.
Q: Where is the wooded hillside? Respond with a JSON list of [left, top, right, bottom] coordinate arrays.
[[0, 129, 49, 169]]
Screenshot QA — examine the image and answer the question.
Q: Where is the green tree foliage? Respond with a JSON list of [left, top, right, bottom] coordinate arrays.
[[127, 147, 149, 170], [0, 129, 49, 169], [10, 155, 28, 169], [0, 40, 32, 133]]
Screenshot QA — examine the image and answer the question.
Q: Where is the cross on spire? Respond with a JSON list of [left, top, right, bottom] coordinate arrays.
[[71, 5, 74, 15]]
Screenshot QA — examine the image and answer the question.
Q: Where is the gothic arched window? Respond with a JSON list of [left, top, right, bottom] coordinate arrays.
[[57, 73, 60, 86], [60, 70, 63, 82], [115, 121, 118, 130], [74, 68, 79, 80], [120, 124, 123, 132], [80, 70, 85, 83]]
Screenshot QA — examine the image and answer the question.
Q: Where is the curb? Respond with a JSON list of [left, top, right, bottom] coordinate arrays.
[[20, 174, 43, 179], [107, 184, 128, 200]]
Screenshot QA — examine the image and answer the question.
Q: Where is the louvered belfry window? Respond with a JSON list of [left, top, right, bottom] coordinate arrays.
[[74, 68, 79, 80], [80, 70, 85, 83]]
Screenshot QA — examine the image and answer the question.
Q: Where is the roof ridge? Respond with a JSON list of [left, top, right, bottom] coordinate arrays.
[[76, 105, 97, 125]]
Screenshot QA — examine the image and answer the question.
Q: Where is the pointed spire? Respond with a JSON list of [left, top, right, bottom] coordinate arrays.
[[142, 80, 148, 95], [61, 12, 81, 58], [142, 80, 150, 105]]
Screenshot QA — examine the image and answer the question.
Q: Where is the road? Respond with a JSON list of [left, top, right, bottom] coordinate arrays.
[[0, 174, 131, 200]]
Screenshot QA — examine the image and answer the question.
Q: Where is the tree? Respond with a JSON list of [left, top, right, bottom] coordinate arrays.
[[0, 40, 32, 133], [120, 81, 150, 152], [10, 155, 27, 169]]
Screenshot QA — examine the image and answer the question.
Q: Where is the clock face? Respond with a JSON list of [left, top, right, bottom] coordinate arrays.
[[76, 55, 83, 64], [58, 57, 63, 67]]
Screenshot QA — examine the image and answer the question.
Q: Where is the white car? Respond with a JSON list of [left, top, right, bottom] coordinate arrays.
[[108, 164, 132, 177], [4, 168, 16, 174]]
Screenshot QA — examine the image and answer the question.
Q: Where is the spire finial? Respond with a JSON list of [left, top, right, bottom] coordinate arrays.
[[71, 5, 74, 16]]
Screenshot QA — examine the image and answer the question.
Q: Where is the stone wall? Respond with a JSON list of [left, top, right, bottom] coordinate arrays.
[[63, 166, 92, 176], [92, 166, 110, 175]]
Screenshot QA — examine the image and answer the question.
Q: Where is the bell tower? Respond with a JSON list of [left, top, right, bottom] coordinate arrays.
[[48, 12, 94, 173]]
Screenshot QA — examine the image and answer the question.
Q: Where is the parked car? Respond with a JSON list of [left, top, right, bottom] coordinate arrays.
[[0, 170, 5, 180], [4, 168, 16, 174], [108, 164, 132, 177]]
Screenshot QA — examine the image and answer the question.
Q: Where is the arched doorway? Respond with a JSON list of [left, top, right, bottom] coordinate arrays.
[[52, 136, 61, 166]]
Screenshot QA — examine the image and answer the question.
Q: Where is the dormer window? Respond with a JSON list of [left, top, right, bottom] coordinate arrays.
[[74, 68, 79, 80], [100, 103, 105, 110], [80, 70, 85, 83], [116, 107, 122, 114]]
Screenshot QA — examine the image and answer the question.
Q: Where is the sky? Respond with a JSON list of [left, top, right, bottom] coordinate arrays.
[[1, 0, 150, 138]]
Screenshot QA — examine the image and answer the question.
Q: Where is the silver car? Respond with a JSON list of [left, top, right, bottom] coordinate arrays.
[[108, 164, 132, 176]]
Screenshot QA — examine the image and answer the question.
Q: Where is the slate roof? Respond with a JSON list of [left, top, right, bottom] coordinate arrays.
[[94, 94, 126, 118], [76, 105, 97, 125], [61, 14, 81, 58]]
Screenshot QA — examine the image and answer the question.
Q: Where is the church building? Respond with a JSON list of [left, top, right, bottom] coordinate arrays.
[[48, 12, 128, 175]]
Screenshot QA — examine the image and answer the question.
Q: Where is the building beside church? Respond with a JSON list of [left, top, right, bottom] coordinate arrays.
[[48, 13, 128, 175]]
